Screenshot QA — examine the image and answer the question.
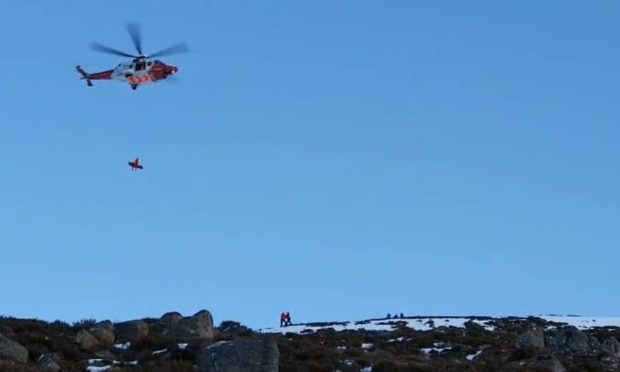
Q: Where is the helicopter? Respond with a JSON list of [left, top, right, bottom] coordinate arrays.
[[76, 23, 188, 90]]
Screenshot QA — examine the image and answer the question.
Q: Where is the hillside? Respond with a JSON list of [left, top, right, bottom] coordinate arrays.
[[1, 311, 620, 371]]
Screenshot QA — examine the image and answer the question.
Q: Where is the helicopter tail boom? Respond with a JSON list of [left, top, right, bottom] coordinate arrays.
[[76, 66, 114, 87], [76, 66, 93, 86]]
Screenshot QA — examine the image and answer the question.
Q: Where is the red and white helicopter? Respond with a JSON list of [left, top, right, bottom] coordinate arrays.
[[77, 24, 188, 90]]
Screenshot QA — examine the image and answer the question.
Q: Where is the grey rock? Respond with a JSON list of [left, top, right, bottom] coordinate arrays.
[[91, 320, 115, 345], [161, 311, 184, 326], [188, 310, 215, 339], [501, 356, 566, 372], [538, 356, 567, 372], [115, 320, 149, 342], [159, 312, 183, 338], [0, 333, 28, 363], [197, 339, 279, 372], [37, 353, 61, 371], [590, 336, 620, 370], [160, 310, 215, 341], [602, 336, 620, 357], [599, 352, 620, 369], [95, 350, 117, 360], [590, 336, 603, 354], [75, 329, 102, 351], [516, 323, 545, 350], [545, 326, 589, 353]]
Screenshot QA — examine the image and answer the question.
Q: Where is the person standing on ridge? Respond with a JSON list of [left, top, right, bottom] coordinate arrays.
[[285, 312, 292, 326], [280, 312, 286, 327]]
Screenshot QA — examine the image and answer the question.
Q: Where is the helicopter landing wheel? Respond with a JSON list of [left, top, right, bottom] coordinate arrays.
[[131, 84, 138, 90]]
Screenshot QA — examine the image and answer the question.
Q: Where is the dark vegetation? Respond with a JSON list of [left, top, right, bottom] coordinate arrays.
[[1, 315, 620, 371]]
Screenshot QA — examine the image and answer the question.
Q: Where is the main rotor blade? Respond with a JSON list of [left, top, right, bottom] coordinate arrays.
[[126, 22, 143, 56], [147, 42, 189, 58], [90, 42, 138, 58]]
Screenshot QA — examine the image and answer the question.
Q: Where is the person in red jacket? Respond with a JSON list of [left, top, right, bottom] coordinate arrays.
[[280, 312, 286, 327], [284, 312, 292, 326], [128, 157, 143, 171]]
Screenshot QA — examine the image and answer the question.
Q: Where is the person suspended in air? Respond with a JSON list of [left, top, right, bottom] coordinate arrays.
[[128, 157, 143, 171]]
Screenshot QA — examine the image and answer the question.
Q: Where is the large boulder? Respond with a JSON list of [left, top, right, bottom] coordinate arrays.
[[90, 320, 115, 345], [599, 352, 620, 370], [197, 339, 279, 372], [75, 329, 102, 351], [602, 336, 620, 357], [37, 353, 61, 371], [115, 320, 149, 342], [161, 311, 184, 326], [186, 310, 215, 339], [160, 310, 214, 341], [501, 356, 566, 372], [159, 311, 183, 338], [516, 323, 545, 350], [589, 336, 603, 354], [545, 326, 589, 354], [0, 333, 28, 363]]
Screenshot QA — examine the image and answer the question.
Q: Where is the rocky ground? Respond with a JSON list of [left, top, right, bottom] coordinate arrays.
[[1, 311, 619, 371]]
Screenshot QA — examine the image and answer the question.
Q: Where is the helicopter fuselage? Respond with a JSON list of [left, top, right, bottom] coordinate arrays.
[[77, 58, 178, 89], [112, 59, 178, 84]]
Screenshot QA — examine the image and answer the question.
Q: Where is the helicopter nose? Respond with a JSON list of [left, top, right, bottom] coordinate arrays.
[[170, 66, 178, 74]]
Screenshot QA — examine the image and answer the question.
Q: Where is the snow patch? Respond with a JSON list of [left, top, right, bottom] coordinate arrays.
[[471, 320, 496, 331], [178, 343, 188, 350], [152, 348, 168, 355], [113, 342, 130, 350], [86, 367, 111, 372], [259, 316, 620, 335], [466, 349, 484, 361], [259, 317, 478, 334], [86, 358, 138, 371], [421, 342, 450, 355], [207, 340, 231, 349], [540, 316, 620, 330]]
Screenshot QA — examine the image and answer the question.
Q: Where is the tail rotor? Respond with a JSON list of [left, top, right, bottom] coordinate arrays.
[[76, 65, 93, 86]]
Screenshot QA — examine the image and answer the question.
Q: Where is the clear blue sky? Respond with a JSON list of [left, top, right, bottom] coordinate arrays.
[[1, 0, 618, 329]]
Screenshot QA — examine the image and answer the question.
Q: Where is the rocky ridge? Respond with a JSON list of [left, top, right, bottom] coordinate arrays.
[[1, 312, 620, 371]]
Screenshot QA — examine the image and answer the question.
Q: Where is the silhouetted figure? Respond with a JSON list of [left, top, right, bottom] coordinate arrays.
[[386, 313, 391, 319], [128, 157, 143, 171], [284, 312, 292, 326], [400, 313, 404, 319], [280, 312, 286, 327]]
